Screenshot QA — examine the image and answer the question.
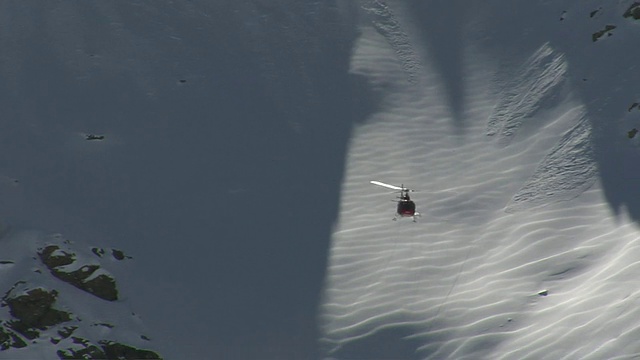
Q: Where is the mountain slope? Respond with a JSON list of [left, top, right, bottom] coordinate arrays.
[[0, 1, 365, 358], [2, 0, 640, 359], [321, 1, 640, 359]]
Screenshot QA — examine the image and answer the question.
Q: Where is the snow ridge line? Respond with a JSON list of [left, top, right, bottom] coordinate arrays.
[[506, 108, 597, 213], [361, 0, 421, 84], [487, 43, 568, 145]]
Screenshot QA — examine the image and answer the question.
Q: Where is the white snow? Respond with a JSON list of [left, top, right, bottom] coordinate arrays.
[[320, 1, 640, 359], [1, 0, 640, 359]]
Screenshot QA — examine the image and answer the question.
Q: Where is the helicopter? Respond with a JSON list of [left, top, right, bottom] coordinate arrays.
[[370, 180, 421, 222]]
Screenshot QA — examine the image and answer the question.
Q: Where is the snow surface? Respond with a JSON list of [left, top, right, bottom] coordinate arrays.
[[321, 0, 640, 359], [1, 0, 640, 359]]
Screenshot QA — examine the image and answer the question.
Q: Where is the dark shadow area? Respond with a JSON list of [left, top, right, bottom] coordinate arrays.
[[561, 29, 640, 222], [0, 1, 375, 359], [331, 325, 425, 360], [407, 0, 467, 133]]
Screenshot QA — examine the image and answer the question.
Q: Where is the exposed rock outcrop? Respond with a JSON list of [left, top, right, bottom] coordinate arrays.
[[623, 2, 640, 20], [4, 288, 72, 339], [0, 326, 27, 350], [57, 338, 161, 360], [38, 245, 118, 301], [0, 286, 72, 348], [91, 247, 132, 261], [592, 24, 616, 42], [0, 235, 163, 358]]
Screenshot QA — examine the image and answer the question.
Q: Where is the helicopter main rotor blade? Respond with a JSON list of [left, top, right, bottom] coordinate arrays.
[[370, 180, 403, 190]]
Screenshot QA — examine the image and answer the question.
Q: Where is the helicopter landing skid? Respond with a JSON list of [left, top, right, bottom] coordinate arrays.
[[393, 212, 421, 222]]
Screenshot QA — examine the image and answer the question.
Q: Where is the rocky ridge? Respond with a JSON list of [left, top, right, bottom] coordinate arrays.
[[0, 232, 161, 359]]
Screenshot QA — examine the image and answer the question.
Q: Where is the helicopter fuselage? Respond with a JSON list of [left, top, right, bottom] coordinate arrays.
[[397, 199, 416, 217]]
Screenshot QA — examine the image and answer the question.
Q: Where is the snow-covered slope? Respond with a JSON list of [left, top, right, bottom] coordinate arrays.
[[0, 230, 158, 359], [321, 1, 640, 359], [2, 0, 640, 359]]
